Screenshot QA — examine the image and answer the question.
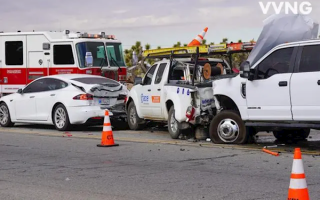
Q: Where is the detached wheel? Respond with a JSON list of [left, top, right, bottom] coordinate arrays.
[[209, 110, 248, 144], [127, 101, 144, 130], [53, 104, 71, 131], [168, 106, 182, 139], [0, 102, 14, 127]]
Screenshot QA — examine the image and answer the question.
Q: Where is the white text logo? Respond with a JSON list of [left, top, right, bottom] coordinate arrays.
[[259, 1, 312, 15]]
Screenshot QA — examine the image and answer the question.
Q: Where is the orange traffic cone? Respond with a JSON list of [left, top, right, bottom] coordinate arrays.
[[97, 110, 119, 147], [188, 27, 208, 46], [287, 148, 309, 200]]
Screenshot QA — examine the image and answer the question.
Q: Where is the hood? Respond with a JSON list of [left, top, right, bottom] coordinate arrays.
[[246, 14, 319, 67]]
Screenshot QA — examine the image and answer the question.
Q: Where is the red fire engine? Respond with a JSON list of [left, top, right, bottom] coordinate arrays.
[[0, 30, 127, 96]]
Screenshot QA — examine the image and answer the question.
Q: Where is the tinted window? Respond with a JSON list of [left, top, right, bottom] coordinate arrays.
[[299, 45, 320, 73], [72, 77, 120, 86], [44, 78, 68, 90], [23, 79, 47, 93], [143, 64, 157, 85], [155, 63, 167, 84], [53, 45, 75, 65], [5, 41, 23, 65], [256, 47, 293, 79]]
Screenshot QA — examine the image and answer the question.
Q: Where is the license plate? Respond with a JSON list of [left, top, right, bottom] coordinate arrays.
[[99, 98, 110, 105]]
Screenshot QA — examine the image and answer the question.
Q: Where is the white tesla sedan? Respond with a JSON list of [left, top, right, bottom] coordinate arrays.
[[0, 74, 129, 131]]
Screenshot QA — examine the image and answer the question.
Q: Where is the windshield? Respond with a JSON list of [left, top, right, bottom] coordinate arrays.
[[105, 42, 126, 66], [76, 42, 108, 68]]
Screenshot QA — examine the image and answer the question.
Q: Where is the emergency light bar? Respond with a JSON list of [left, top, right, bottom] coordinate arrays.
[[79, 32, 116, 39], [63, 30, 116, 40]]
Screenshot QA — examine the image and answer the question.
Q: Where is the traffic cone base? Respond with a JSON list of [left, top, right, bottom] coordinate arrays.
[[97, 110, 119, 147]]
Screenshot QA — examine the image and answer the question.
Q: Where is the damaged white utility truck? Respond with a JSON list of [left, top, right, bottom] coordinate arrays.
[[125, 48, 235, 139], [209, 14, 320, 144]]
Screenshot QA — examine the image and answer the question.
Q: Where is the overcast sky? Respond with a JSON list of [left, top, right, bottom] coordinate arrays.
[[1, 0, 319, 50]]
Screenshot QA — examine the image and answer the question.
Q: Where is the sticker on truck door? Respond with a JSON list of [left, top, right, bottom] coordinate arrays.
[[152, 96, 160, 103], [141, 94, 149, 103]]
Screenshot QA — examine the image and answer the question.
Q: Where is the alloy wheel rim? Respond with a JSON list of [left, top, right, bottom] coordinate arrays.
[[55, 108, 66, 129], [0, 105, 9, 125]]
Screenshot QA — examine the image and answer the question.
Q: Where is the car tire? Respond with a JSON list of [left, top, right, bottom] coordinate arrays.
[[273, 128, 310, 141], [0, 102, 14, 127], [127, 101, 144, 130], [53, 104, 71, 131], [168, 106, 182, 139], [209, 110, 248, 144]]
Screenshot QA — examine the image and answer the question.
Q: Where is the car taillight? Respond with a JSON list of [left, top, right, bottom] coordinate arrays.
[[117, 94, 127, 102], [186, 106, 195, 122], [73, 94, 93, 100]]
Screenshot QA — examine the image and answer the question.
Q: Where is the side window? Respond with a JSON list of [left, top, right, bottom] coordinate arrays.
[[256, 47, 294, 80], [299, 45, 320, 73], [23, 79, 47, 93], [154, 63, 167, 84], [44, 78, 68, 90], [143, 64, 157, 85], [5, 41, 23, 65], [53, 45, 75, 65]]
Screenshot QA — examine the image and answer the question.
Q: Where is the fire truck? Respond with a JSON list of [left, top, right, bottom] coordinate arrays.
[[0, 30, 127, 96]]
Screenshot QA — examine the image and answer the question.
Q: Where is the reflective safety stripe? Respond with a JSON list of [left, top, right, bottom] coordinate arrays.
[[103, 125, 112, 131], [291, 173, 306, 179], [289, 178, 308, 189], [291, 159, 305, 174], [104, 123, 111, 126]]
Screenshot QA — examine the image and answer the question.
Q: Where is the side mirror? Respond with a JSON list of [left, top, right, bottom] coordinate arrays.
[[134, 77, 143, 85], [240, 61, 255, 80], [85, 52, 93, 67], [17, 88, 23, 94]]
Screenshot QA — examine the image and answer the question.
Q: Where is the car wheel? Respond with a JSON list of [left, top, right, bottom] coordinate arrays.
[[127, 101, 144, 130], [209, 110, 248, 144], [168, 106, 182, 139], [0, 102, 14, 127], [53, 104, 71, 131]]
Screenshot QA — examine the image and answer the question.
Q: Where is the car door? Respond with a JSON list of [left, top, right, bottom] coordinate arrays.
[[246, 46, 297, 121], [34, 78, 68, 121], [290, 43, 320, 121], [149, 63, 167, 119], [137, 64, 158, 118], [14, 79, 47, 120]]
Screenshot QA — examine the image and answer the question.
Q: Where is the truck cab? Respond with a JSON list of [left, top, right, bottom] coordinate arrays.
[[209, 39, 320, 144]]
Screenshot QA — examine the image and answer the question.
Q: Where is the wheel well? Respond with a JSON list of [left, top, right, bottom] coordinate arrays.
[[166, 100, 173, 112], [216, 95, 240, 116], [126, 97, 133, 112], [51, 102, 63, 122]]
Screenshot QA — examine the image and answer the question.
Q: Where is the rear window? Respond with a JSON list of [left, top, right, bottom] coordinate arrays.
[[72, 77, 120, 86]]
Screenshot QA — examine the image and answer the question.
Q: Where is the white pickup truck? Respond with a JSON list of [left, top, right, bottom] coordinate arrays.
[[209, 39, 320, 144], [125, 56, 233, 139]]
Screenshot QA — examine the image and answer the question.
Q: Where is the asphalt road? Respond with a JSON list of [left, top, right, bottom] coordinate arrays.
[[0, 130, 320, 200]]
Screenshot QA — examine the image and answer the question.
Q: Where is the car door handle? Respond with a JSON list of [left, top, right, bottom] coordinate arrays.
[[157, 89, 161, 91], [317, 80, 320, 85], [50, 94, 55, 96], [148, 89, 151, 92], [278, 81, 287, 87], [30, 96, 35, 98]]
